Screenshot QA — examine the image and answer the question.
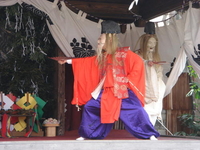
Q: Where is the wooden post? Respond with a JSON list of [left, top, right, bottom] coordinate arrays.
[[56, 47, 66, 135]]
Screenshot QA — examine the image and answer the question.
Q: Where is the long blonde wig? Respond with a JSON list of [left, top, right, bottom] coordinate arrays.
[[136, 34, 160, 62], [96, 33, 119, 68]]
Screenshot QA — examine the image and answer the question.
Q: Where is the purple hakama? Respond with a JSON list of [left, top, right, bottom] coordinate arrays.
[[78, 89, 160, 139]]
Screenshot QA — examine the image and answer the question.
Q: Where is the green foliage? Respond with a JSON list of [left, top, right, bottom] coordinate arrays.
[[0, 4, 57, 118], [177, 114, 200, 136], [174, 131, 187, 136], [186, 65, 200, 111], [187, 65, 199, 78], [186, 66, 200, 100], [176, 65, 200, 136], [186, 82, 200, 99]]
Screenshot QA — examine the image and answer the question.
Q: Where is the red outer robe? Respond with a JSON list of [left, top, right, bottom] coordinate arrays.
[[71, 48, 145, 123]]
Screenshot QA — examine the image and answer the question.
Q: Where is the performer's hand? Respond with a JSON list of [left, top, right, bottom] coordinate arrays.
[[147, 61, 154, 67], [58, 59, 72, 65], [58, 59, 67, 65]]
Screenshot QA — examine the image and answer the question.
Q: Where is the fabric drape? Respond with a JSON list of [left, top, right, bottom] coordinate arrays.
[[0, 0, 199, 101]]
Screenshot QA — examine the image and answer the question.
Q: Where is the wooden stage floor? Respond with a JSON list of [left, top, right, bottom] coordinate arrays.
[[0, 129, 199, 141]]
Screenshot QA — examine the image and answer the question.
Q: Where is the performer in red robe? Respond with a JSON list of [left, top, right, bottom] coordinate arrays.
[[58, 20, 159, 140]]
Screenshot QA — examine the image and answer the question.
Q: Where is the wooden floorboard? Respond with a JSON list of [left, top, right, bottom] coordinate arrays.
[[0, 130, 199, 141]]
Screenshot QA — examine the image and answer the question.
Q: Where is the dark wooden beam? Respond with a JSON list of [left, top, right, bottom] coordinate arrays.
[[66, 0, 132, 5], [64, 0, 187, 24], [65, 0, 138, 23], [66, 1, 137, 14], [138, 0, 185, 20]]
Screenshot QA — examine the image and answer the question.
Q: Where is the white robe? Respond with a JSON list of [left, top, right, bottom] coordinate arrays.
[[144, 62, 166, 126]]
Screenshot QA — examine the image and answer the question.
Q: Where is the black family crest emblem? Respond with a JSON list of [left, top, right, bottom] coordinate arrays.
[[192, 44, 200, 66], [70, 37, 96, 58]]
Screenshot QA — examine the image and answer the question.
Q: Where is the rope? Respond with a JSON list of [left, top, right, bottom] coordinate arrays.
[[157, 118, 174, 136]]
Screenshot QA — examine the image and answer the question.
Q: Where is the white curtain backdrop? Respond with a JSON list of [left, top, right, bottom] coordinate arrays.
[[164, 2, 200, 96], [23, 0, 101, 56], [184, 2, 200, 76], [0, 0, 200, 97]]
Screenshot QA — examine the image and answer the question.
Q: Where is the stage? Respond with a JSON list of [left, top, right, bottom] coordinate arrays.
[[0, 130, 200, 150]]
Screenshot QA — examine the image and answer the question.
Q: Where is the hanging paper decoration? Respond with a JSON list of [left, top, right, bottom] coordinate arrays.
[[0, 4, 55, 138], [1, 114, 11, 138], [6, 93, 17, 102], [0, 91, 47, 137], [6, 93, 22, 125], [14, 6, 23, 32], [14, 93, 37, 133], [33, 94, 46, 119], [14, 116, 26, 132], [0, 92, 15, 137], [5, 7, 11, 29], [16, 93, 37, 110], [0, 92, 14, 110], [21, 3, 53, 25], [32, 94, 46, 132]]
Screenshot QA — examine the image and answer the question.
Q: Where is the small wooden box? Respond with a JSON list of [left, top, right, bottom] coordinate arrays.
[[43, 124, 59, 137]]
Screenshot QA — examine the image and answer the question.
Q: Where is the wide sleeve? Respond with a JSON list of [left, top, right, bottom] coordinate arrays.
[[125, 50, 145, 106], [144, 62, 159, 103], [71, 56, 100, 106]]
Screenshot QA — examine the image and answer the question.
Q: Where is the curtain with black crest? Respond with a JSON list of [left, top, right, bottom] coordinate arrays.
[[0, 0, 200, 132]]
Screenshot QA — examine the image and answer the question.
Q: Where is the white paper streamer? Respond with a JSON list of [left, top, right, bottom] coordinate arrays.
[[5, 7, 10, 29]]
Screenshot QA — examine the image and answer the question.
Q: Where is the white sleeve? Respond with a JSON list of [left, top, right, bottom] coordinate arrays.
[[91, 76, 105, 100], [66, 59, 72, 64]]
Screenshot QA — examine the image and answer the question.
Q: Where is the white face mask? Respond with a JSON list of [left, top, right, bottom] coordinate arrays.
[[97, 34, 106, 49], [147, 37, 157, 52]]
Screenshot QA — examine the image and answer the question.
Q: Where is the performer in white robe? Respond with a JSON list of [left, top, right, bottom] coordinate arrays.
[[135, 23, 166, 126], [143, 36, 166, 126]]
